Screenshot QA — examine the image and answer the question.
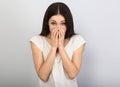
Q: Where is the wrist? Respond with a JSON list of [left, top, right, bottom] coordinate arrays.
[[51, 47, 57, 50], [58, 46, 64, 50]]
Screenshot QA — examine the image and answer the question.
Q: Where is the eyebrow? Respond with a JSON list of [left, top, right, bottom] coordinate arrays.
[[51, 20, 66, 22]]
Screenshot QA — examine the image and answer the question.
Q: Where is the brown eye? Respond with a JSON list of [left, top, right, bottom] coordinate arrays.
[[51, 22, 56, 25], [61, 22, 66, 25]]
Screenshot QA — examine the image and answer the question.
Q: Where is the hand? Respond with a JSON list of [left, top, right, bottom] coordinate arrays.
[[50, 28, 59, 49], [58, 28, 65, 49]]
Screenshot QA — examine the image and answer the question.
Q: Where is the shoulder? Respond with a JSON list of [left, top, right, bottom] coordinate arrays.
[[71, 34, 86, 51], [30, 35, 43, 40], [29, 35, 46, 43], [29, 35, 44, 50], [72, 34, 86, 41]]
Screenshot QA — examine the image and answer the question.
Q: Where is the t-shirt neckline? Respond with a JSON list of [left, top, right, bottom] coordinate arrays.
[[42, 36, 73, 49]]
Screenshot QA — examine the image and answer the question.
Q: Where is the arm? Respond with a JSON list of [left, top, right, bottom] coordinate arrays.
[[30, 28, 59, 81], [59, 44, 86, 80], [58, 28, 86, 79], [30, 42, 57, 82]]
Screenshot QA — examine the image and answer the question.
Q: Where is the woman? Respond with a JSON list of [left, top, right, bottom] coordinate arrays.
[[30, 2, 86, 87]]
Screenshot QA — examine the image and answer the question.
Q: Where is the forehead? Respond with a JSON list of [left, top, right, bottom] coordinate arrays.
[[49, 14, 65, 21]]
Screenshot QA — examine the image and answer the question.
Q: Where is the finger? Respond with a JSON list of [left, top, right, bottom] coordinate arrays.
[[61, 28, 65, 33], [60, 29, 65, 39], [59, 29, 64, 37], [52, 29, 58, 37], [56, 31, 59, 39], [58, 31, 60, 39], [51, 29, 55, 37], [54, 29, 57, 37], [55, 29, 59, 38], [51, 28, 57, 34], [61, 28, 65, 34]]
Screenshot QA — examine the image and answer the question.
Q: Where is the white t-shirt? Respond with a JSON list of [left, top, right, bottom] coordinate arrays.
[[30, 34, 86, 87]]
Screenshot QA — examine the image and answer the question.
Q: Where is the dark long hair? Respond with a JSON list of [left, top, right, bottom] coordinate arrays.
[[40, 2, 75, 39]]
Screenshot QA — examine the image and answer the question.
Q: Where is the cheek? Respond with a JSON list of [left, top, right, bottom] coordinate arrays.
[[48, 24, 56, 32], [49, 26, 53, 31], [62, 26, 67, 32]]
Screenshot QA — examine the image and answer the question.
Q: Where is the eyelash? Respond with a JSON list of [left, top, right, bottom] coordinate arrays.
[[51, 22, 56, 25]]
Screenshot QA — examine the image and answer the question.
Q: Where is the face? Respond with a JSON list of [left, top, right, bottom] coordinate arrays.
[[48, 14, 67, 33]]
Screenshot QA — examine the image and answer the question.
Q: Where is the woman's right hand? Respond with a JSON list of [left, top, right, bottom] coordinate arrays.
[[50, 28, 59, 49]]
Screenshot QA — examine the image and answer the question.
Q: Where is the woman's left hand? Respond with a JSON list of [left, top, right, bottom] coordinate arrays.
[[58, 28, 65, 49]]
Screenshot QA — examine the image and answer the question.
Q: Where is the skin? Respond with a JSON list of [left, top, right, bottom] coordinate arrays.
[[30, 14, 86, 82]]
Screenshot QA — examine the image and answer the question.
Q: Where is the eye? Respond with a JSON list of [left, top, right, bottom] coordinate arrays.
[[61, 22, 66, 25], [51, 22, 56, 25]]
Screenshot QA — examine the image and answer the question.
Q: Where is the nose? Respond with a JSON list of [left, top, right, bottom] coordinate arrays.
[[56, 24, 61, 30]]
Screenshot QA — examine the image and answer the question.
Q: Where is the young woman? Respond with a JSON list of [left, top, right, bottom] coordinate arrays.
[[30, 2, 86, 87]]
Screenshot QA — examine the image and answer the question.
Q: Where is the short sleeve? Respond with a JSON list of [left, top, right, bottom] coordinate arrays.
[[29, 35, 43, 51], [73, 35, 86, 51]]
